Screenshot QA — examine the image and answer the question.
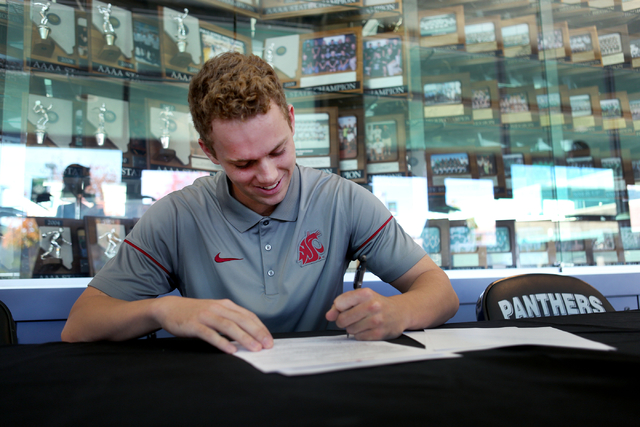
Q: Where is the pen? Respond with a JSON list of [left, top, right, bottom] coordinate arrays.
[[347, 255, 367, 339], [353, 255, 367, 290]]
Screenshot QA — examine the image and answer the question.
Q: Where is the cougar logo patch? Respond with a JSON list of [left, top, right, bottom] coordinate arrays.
[[298, 230, 326, 266]]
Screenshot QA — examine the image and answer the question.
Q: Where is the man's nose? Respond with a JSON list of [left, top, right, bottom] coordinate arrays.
[[256, 159, 278, 184]]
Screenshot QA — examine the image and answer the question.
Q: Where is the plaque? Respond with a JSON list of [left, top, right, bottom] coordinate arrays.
[[486, 221, 516, 268], [363, 33, 408, 96], [84, 96, 129, 150], [538, 21, 570, 60], [465, 15, 500, 54], [21, 218, 89, 278], [502, 153, 524, 192], [473, 150, 506, 197], [418, 6, 465, 48], [598, 26, 629, 67], [425, 150, 472, 192], [263, 34, 301, 87], [85, 216, 137, 276], [422, 73, 471, 122], [289, 27, 363, 94], [449, 221, 483, 269], [628, 93, 640, 131], [420, 219, 450, 269], [500, 85, 538, 125], [293, 106, 339, 173], [27, 0, 79, 71], [588, 221, 624, 265], [500, 15, 538, 58], [26, 94, 73, 147], [90, 1, 136, 74], [206, 0, 260, 19], [362, 0, 403, 17], [364, 113, 407, 176], [569, 86, 601, 131], [600, 92, 632, 131], [146, 99, 215, 172], [516, 221, 557, 267], [471, 80, 499, 123], [200, 21, 251, 63], [536, 86, 571, 127], [160, 6, 201, 81], [338, 109, 366, 183], [261, 0, 361, 20], [569, 26, 602, 65], [630, 35, 640, 69]]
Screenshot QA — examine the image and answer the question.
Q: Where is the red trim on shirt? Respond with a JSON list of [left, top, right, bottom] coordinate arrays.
[[124, 239, 170, 276], [356, 215, 393, 251]]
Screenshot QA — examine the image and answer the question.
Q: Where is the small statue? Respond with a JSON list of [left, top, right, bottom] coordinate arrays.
[[99, 228, 122, 258], [41, 228, 71, 260]]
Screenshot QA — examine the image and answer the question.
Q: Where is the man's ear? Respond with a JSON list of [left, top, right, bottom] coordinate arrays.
[[198, 139, 220, 165], [288, 104, 295, 135]]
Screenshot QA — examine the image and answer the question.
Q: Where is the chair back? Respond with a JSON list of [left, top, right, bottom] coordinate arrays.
[[476, 273, 615, 321], [0, 300, 18, 345]]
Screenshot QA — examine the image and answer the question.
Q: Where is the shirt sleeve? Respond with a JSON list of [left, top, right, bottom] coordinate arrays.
[[87, 196, 179, 301], [346, 181, 427, 284]]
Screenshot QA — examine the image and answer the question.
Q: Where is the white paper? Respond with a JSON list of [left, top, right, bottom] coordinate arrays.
[[233, 335, 459, 376], [404, 327, 616, 353]]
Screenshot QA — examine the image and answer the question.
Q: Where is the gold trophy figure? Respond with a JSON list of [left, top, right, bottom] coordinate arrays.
[[34, 1, 55, 56], [95, 103, 108, 146], [33, 100, 53, 145], [169, 8, 193, 67], [97, 3, 121, 61]]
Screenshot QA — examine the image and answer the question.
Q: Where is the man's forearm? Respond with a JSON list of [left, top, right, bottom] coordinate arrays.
[[61, 287, 162, 342]]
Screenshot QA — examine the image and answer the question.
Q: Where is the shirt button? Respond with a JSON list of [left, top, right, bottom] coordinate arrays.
[[263, 220, 270, 226], [267, 270, 275, 277], [265, 244, 272, 251]]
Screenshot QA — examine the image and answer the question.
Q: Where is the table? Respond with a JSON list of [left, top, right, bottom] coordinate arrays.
[[2, 310, 640, 426]]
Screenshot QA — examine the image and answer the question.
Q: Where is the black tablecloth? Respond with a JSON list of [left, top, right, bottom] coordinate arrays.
[[2, 311, 640, 427]]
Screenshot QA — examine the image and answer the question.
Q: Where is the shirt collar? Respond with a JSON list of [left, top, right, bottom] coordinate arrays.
[[216, 165, 300, 233]]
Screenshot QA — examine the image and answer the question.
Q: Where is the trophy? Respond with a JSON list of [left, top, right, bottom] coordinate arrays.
[[156, 106, 177, 161], [98, 228, 122, 258], [40, 228, 72, 266], [95, 103, 108, 146], [97, 3, 121, 61], [33, 1, 55, 56], [33, 100, 52, 145], [169, 8, 193, 67], [265, 42, 275, 68]]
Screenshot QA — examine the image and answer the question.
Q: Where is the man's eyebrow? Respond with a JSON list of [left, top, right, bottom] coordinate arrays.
[[229, 139, 288, 163]]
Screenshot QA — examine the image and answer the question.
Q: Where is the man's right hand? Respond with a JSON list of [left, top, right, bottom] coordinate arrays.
[[61, 287, 273, 354]]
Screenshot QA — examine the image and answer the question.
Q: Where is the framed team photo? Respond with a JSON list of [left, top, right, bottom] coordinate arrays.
[[471, 80, 499, 123], [500, 85, 537, 125], [630, 36, 640, 68], [627, 93, 640, 131], [569, 86, 601, 130], [420, 219, 450, 269], [422, 73, 471, 122], [569, 26, 602, 65], [364, 114, 406, 175], [598, 26, 629, 67], [199, 21, 251, 63], [538, 21, 570, 60], [500, 15, 538, 58], [363, 33, 408, 96], [536, 86, 571, 127], [89, 0, 136, 75], [293, 27, 363, 94], [85, 216, 137, 276], [426, 151, 472, 191], [600, 92, 632, 131], [261, 0, 361, 20], [418, 6, 465, 48], [338, 109, 366, 183], [132, 14, 162, 76], [465, 15, 500, 54], [293, 107, 339, 174]]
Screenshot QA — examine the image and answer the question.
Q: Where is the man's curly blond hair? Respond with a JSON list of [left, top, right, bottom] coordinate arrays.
[[188, 52, 291, 156]]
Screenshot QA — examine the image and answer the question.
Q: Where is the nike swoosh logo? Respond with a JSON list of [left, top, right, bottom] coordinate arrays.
[[215, 253, 243, 263]]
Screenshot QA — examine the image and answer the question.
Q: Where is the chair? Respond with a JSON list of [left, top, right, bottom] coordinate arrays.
[[0, 299, 18, 345], [476, 273, 615, 321]]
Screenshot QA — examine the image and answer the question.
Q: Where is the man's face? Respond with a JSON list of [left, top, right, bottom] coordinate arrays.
[[199, 102, 296, 217]]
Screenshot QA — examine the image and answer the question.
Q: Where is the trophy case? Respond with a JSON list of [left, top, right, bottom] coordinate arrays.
[[4, 0, 640, 287]]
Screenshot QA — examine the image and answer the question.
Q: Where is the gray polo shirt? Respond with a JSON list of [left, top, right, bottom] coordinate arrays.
[[90, 165, 426, 332]]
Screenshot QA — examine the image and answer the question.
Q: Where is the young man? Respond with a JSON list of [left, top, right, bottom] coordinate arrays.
[[61, 53, 458, 354]]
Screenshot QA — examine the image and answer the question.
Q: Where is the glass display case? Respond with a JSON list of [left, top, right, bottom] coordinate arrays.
[[3, 0, 640, 283]]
